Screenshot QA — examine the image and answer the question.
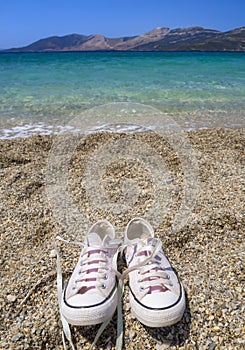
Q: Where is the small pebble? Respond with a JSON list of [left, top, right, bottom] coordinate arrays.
[[7, 294, 16, 303], [156, 341, 172, 350], [50, 249, 57, 258], [11, 333, 23, 342], [128, 330, 136, 339], [208, 343, 217, 350], [112, 208, 122, 215]]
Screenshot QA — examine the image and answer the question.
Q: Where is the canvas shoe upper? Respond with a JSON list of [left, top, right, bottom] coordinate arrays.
[[60, 220, 120, 326], [124, 218, 186, 327]]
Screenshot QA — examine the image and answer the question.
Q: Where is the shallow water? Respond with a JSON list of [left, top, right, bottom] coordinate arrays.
[[0, 51, 244, 138]]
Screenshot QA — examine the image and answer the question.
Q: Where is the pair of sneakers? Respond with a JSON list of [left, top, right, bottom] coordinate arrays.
[[57, 219, 185, 347]]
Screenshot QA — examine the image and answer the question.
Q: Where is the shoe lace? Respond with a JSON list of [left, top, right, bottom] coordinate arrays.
[[121, 238, 172, 296], [74, 246, 110, 295]]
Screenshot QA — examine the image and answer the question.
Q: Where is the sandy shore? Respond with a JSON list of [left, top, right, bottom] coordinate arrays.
[[0, 127, 244, 349]]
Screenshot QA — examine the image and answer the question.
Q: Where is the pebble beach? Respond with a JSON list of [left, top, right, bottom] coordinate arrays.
[[0, 127, 244, 349]]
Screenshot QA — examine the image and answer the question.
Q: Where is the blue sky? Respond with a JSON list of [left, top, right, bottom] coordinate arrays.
[[0, 0, 244, 49]]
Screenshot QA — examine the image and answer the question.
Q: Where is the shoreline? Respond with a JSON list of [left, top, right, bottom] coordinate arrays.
[[1, 127, 244, 349], [0, 121, 244, 140]]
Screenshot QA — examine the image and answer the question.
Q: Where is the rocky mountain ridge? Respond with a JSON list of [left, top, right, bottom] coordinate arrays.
[[3, 26, 245, 52]]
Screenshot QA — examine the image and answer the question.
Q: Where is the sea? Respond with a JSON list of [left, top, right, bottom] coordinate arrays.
[[0, 51, 244, 139]]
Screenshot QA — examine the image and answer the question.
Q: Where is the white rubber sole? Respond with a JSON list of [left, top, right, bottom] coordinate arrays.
[[60, 287, 118, 326], [129, 284, 186, 327]]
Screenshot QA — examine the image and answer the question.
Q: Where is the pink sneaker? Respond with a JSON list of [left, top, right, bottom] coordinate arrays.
[[60, 220, 120, 326], [124, 218, 186, 327]]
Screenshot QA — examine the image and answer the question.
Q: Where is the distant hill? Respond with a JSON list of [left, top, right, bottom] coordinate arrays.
[[2, 26, 245, 52]]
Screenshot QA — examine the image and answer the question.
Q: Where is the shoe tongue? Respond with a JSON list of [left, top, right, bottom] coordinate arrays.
[[147, 237, 159, 246], [86, 232, 111, 247], [86, 232, 102, 247], [136, 238, 158, 258], [137, 237, 154, 248]]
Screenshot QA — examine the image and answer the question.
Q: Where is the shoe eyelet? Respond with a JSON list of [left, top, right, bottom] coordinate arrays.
[[166, 274, 170, 280], [80, 261, 83, 266], [101, 284, 106, 289], [169, 281, 173, 287], [78, 270, 82, 275], [72, 286, 76, 290], [139, 286, 144, 292], [103, 274, 108, 280]]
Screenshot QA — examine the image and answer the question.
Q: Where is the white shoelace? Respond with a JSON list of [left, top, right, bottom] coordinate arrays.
[[122, 238, 173, 297]]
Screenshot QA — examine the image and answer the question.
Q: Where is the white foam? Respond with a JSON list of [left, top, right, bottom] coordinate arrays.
[[0, 122, 157, 140], [0, 119, 243, 140], [0, 122, 82, 140], [91, 123, 155, 133]]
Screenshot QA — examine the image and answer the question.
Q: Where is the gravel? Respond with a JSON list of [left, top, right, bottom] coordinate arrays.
[[0, 128, 244, 349]]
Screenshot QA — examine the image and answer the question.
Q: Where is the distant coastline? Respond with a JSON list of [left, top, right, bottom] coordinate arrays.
[[1, 51, 245, 56], [1, 50, 245, 54], [2, 26, 245, 52]]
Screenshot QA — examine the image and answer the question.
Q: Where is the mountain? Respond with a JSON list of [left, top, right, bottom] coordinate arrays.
[[3, 26, 245, 52]]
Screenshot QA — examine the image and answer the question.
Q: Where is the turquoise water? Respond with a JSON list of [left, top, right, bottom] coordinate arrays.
[[0, 51, 244, 138]]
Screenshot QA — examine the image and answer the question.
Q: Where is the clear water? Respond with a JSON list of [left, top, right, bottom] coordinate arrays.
[[0, 51, 244, 138]]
